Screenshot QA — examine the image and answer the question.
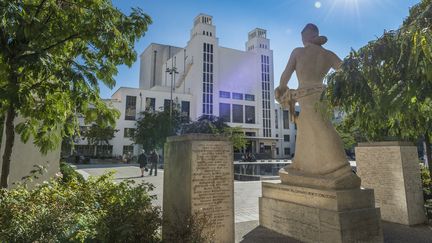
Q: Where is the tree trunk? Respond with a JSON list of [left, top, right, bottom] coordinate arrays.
[[0, 106, 16, 188], [425, 133, 432, 176]]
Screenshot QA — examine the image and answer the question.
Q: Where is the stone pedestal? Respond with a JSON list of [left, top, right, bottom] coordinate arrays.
[[259, 182, 383, 243], [162, 134, 234, 243], [356, 142, 426, 225]]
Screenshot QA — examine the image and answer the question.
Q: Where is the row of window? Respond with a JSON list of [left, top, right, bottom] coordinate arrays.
[[219, 103, 255, 124], [261, 54, 272, 137], [124, 96, 190, 121], [202, 31, 213, 37], [219, 91, 255, 101], [246, 44, 268, 51], [274, 147, 293, 156], [203, 42, 214, 115]]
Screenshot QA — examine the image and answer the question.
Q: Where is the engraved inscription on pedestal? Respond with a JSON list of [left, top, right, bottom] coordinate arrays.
[[356, 142, 426, 225], [163, 134, 234, 243], [191, 141, 233, 235]]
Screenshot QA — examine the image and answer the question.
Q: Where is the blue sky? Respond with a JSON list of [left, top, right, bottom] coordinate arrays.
[[101, 0, 420, 98]]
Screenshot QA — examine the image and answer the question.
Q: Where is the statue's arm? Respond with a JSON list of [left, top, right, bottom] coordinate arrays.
[[278, 49, 298, 88], [329, 51, 342, 70]]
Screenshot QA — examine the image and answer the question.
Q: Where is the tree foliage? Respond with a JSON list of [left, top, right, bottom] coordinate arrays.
[[134, 110, 248, 152], [181, 115, 247, 151], [326, 0, 432, 141], [133, 105, 189, 152], [325, 0, 432, 175], [0, 0, 151, 187], [0, 170, 161, 242], [84, 124, 118, 147]]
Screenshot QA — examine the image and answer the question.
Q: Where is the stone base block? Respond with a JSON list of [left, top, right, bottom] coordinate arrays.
[[259, 182, 383, 243], [356, 142, 426, 225]]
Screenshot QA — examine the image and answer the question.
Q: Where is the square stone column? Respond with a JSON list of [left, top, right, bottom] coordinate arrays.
[[356, 141, 426, 225], [162, 134, 234, 243]]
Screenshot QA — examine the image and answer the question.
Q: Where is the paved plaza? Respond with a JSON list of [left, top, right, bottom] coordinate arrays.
[[76, 163, 263, 223], [76, 164, 432, 243]]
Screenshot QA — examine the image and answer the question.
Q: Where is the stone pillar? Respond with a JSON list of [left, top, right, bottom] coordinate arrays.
[[356, 141, 426, 225], [162, 134, 234, 243]]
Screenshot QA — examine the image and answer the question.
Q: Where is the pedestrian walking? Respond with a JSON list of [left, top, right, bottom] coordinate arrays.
[[149, 149, 159, 176], [138, 150, 148, 177]]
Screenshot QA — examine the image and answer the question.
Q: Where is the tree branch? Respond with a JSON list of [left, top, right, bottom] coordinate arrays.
[[35, 0, 47, 18], [15, 33, 80, 60], [30, 0, 48, 26]]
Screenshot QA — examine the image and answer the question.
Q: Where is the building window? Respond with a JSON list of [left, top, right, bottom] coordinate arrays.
[[283, 110, 290, 129], [124, 128, 136, 138], [164, 99, 172, 111], [245, 132, 256, 137], [145, 97, 156, 111], [181, 101, 190, 118], [245, 105, 255, 124], [232, 92, 243, 100], [276, 147, 279, 155], [232, 104, 243, 123], [275, 109, 279, 129], [261, 54, 271, 137], [245, 94, 255, 101], [284, 147, 291, 156], [284, 135, 290, 142], [125, 96, 137, 120], [219, 103, 231, 122], [123, 145, 134, 155], [219, 91, 230, 98], [202, 42, 214, 115]]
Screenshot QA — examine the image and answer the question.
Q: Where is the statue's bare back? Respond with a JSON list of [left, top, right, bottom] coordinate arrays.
[[275, 24, 360, 190]]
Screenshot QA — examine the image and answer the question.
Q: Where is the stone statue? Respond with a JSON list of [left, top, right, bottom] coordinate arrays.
[[275, 24, 360, 190]]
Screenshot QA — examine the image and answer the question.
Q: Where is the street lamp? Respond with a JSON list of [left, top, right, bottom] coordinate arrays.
[[139, 92, 142, 117], [165, 66, 179, 119]]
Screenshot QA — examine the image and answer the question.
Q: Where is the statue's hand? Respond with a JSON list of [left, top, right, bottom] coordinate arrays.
[[275, 86, 288, 102]]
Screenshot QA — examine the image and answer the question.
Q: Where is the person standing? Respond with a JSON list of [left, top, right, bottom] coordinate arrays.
[[149, 149, 159, 176], [138, 150, 148, 177]]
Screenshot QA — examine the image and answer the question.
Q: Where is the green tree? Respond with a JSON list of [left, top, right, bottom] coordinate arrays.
[[0, 0, 151, 187], [325, 0, 432, 174], [181, 115, 247, 151], [133, 105, 188, 152], [83, 124, 118, 156]]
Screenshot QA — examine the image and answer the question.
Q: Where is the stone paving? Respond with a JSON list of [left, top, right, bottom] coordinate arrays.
[[76, 163, 432, 243]]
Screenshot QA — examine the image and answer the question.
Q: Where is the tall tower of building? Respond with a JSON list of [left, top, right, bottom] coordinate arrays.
[[246, 28, 275, 138], [185, 14, 219, 118]]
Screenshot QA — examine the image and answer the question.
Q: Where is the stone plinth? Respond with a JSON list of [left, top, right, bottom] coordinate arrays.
[[259, 182, 383, 243], [356, 142, 426, 225], [162, 134, 234, 243]]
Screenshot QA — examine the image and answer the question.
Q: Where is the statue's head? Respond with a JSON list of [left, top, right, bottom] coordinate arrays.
[[301, 23, 327, 46]]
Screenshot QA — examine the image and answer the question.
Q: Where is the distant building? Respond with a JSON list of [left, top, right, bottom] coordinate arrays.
[[69, 14, 297, 159]]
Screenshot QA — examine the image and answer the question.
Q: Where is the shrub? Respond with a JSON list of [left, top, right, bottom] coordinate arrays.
[[420, 163, 432, 199], [0, 172, 161, 242], [420, 163, 432, 220], [164, 210, 215, 243], [60, 162, 85, 183]]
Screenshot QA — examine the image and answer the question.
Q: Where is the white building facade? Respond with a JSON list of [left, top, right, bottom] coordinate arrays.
[[71, 14, 297, 159]]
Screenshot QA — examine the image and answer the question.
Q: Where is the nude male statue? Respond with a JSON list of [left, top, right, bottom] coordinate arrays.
[[275, 24, 360, 189]]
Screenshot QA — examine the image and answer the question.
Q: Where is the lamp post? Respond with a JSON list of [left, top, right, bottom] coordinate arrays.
[[165, 66, 178, 120], [139, 92, 142, 117]]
